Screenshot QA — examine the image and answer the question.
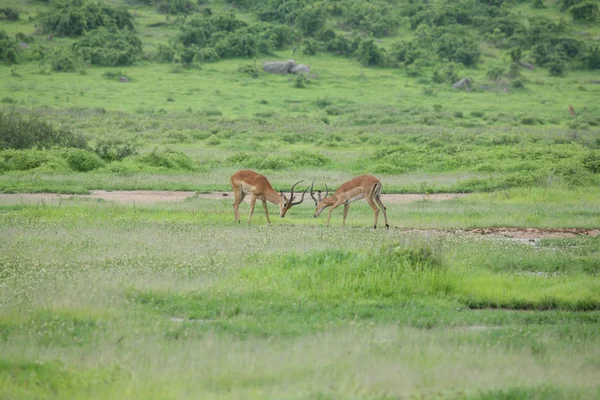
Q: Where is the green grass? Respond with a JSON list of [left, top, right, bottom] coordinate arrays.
[[1, 0, 600, 397], [1, 194, 600, 398]]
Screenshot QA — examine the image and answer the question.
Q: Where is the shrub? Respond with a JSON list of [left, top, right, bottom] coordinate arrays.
[[486, 66, 506, 80], [62, 148, 105, 171], [135, 148, 195, 170], [0, 30, 18, 64], [582, 151, 600, 174], [40, 0, 135, 36], [238, 61, 259, 78], [43, 44, 83, 72], [0, 107, 87, 150], [156, 0, 197, 15], [0, 148, 103, 172], [0, 7, 20, 21], [585, 45, 600, 69], [156, 44, 175, 62], [432, 62, 459, 84], [302, 38, 318, 55], [294, 74, 310, 88], [434, 25, 480, 66], [569, 2, 599, 22], [93, 138, 138, 161], [74, 27, 142, 66], [296, 6, 327, 35], [355, 39, 387, 67]]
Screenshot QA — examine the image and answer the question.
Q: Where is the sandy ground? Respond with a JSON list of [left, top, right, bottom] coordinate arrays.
[[1, 191, 598, 239]]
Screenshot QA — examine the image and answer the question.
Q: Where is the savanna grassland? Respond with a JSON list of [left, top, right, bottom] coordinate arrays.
[[1, 0, 600, 398]]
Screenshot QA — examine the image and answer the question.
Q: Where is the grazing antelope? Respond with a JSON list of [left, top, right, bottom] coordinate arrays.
[[230, 169, 308, 225], [310, 175, 389, 229]]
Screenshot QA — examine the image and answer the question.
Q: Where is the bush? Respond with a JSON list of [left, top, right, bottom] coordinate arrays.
[[43, 44, 83, 72], [582, 151, 600, 174], [156, 0, 197, 15], [0, 107, 87, 150], [62, 148, 105, 171], [40, 0, 136, 37], [74, 27, 142, 66], [432, 62, 459, 84], [486, 66, 506, 80], [569, 2, 599, 22], [135, 148, 195, 170], [302, 38, 318, 55], [156, 44, 175, 62], [238, 61, 259, 78], [93, 138, 138, 161], [0, 30, 18, 64], [0, 148, 103, 172], [355, 39, 387, 67], [435, 26, 480, 66], [0, 7, 20, 21], [585, 45, 600, 69]]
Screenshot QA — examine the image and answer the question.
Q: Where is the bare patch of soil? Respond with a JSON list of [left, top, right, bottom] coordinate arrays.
[[461, 227, 600, 240]]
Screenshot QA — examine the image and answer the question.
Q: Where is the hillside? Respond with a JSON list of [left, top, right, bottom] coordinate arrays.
[[0, 0, 599, 193]]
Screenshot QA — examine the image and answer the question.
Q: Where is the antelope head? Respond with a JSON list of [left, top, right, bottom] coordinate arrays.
[[310, 180, 330, 218], [279, 180, 308, 218]]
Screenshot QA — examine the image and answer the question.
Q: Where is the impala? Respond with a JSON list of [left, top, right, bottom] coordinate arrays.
[[230, 169, 308, 225], [310, 175, 389, 229]]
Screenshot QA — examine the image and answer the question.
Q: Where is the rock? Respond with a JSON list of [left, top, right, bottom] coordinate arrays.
[[18, 42, 29, 49], [290, 64, 310, 74], [590, 80, 600, 84], [518, 61, 534, 70], [452, 78, 471, 90], [263, 60, 296, 74], [119, 76, 129, 83]]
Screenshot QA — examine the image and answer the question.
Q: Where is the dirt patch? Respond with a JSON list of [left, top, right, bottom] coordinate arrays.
[[462, 227, 600, 240], [0, 191, 467, 205]]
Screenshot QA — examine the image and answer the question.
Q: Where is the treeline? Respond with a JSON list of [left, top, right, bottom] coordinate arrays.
[[0, 0, 599, 75]]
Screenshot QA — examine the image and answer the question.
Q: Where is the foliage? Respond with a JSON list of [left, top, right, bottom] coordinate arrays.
[[135, 148, 195, 170], [40, 0, 136, 37], [0, 107, 87, 150], [93, 138, 138, 162], [0, 148, 104, 172], [43, 44, 83, 72], [0, 7, 20, 21], [354, 39, 387, 67], [238, 61, 259, 78], [343, 1, 400, 37], [302, 38, 318, 55], [172, 12, 275, 60], [432, 62, 460, 83], [435, 25, 481, 67], [75, 27, 142, 66], [569, 2, 599, 21], [486, 66, 506, 80], [0, 30, 18, 64], [156, 0, 197, 15]]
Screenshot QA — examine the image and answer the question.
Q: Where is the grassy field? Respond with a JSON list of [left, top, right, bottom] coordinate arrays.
[[1, 0, 600, 398], [1, 189, 600, 399]]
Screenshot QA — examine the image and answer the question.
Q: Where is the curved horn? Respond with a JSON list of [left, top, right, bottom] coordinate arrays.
[[291, 186, 309, 206], [310, 179, 319, 204], [324, 183, 329, 199], [289, 180, 304, 201]]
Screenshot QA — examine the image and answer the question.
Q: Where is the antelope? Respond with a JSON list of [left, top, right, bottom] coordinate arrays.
[[310, 175, 389, 229], [230, 169, 308, 225]]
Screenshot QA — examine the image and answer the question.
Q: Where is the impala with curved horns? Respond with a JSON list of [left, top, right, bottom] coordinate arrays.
[[230, 169, 308, 225], [310, 175, 389, 229]]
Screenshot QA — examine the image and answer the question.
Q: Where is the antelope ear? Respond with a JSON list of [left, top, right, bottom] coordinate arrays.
[[280, 191, 284, 198]]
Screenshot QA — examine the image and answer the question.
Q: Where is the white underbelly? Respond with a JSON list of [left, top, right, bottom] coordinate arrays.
[[347, 194, 364, 203], [241, 183, 254, 195]]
